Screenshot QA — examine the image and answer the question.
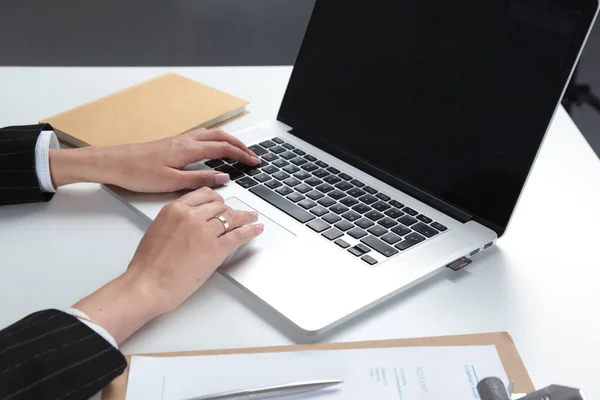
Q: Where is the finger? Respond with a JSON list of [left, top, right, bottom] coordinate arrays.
[[196, 142, 260, 166], [219, 224, 265, 251], [173, 170, 231, 189], [194, 201, 228, 221], [177, 187, 224, 207], [207, 209, 259, 236], [192, 128, 257, 157]]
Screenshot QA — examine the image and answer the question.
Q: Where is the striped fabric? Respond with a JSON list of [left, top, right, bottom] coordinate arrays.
[[0, 310, 127, 400], [0, 124, 54, 206]]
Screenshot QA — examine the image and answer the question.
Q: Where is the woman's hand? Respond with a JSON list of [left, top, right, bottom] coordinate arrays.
[[49, 128, 259, 192], [73, 187, 264, 345]]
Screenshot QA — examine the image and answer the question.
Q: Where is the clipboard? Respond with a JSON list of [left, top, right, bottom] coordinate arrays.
[[102, 332, 534, 400]]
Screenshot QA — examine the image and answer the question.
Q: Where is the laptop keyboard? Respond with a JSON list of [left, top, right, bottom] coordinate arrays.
[[204, 137, 448, 266]]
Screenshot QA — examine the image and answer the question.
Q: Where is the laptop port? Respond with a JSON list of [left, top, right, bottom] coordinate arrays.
[[484, 241, 493, 250], [470, 248, 480, 256]]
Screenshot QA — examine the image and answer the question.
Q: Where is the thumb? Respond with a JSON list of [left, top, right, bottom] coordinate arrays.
[[174, 170, 231, 189]]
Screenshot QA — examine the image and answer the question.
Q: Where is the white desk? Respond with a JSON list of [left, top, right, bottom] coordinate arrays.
[[1, 67, 600, 398]]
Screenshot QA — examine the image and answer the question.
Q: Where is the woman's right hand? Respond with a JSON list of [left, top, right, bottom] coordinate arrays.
[[73, 187, 263, 345]]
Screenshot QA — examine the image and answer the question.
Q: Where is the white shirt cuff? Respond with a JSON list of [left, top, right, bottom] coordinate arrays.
[[64, 308, 119, 349], [35, 130, 59, 193]]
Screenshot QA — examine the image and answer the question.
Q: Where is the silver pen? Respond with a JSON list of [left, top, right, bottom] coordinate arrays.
[[182, 379, 343, 400]]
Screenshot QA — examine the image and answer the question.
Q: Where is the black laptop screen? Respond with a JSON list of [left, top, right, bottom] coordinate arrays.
[[278, 0, 597, 235]]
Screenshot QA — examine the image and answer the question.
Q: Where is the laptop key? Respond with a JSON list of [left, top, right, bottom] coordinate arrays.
[[236, 177, 259, 188], [348, 247, 363, 257], [385, 208, 404, 218], [361, 255, 378, 265], [330, 204, 349, 214], [291, 157, 308, 166], [262, 165, 279, 174], [395, 232, 426, 250], [310, 205, 329, 216], [391, 225, 411, 236], [293, 171, 311, 180], [347, 188, 366, 198], [298, 199, 317, 209], [355, 218, 375, 229], [250, 185, 314, 223], [335, 181, 353, 191], [340, 197, 359, 207], [350, 179, 365, 187], [322, 213, 342, 224], [342, 211, 361, 222], [249, 145, 268, 156], [260, 140, 276, 148], [327, 166, 340, 174], [283, 177, 301, 187], [283, 143, 295, 150], [276, 185, 294, 196], [280, 151, 296, 160], [283, 165, 300, 174], [286, 192, 305, 202], [402, 207, 418, 216], [356, 243, 371, 254], [323, 175, 342, 185], [413, 222, 439, 238], [372, 201, 391, 212], [317, 197, 336, 207], [381, 232, 402, 244], [302, 163, 318, 172], [258, 175, 276, 185], [315, 160, 329, 168], [265, 179, 283, 189], [316, 183, 335, 193], [304, 177, 322, 187], [348, 227, 367, 239], [329, 190, 346, 200], [272, 137, 284, 144], [359, 194, 378, 204], [431, 221, 447, 231], [339, 173, 353, 181], [352, 204, 371, 214], [363, 186, 377, 194], [304, 155, 317, 162], [322, 228, 343, 241], [273, 171, 290, 181], [205, 159, 224, 168], [416, 214, 432, 223], [376, 193, 391, 201], [270, 145, 286, 154], [293, 149, 306, 156], [307, 219, 330, 233], [246, 168, 261, 176], [365, 210, 384, 221], [334, 220, 354, 231], [399, 215, 418, 226], [389, 200, 404, 209], [273, 159, 289, 168], [215, 165, 243, 180], [295, 184, 312, 194], [335, 238, 350, 248], [313, 169, 330, 178], [361, 236, 399, 257], [306, 190, 325, 200], [378, 217, 398, 228], [367, 225, 387, 237], [262, 153, 278, 163]]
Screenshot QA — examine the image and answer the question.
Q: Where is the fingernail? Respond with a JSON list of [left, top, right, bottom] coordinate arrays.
[[255, 223, 265, 232], [250, 211, 259, 220], [251, 156, 260, 165], [215, 173, 230, 186]]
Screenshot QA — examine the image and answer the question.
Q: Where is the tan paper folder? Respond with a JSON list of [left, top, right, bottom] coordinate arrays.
[[41, 73, 248, 147], [103, 332, 534, 399]]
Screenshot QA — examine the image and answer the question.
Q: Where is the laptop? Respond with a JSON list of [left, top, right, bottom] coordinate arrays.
[[106, 0, 598, 334]]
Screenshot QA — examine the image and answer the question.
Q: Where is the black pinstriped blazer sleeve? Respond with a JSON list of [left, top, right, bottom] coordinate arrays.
[[0, 124, 55, 206], [0, 309, 127, 400]]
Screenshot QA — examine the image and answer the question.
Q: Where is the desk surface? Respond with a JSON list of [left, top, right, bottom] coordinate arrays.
[[1, 67, 600, 398]]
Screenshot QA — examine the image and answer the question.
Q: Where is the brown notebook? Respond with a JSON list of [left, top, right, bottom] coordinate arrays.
[[41, 73, 248, 147], [102, 332, 534, 399]]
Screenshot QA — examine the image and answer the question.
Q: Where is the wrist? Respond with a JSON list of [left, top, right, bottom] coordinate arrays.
[[73, 270, 164, 345], [49, 146, 115, 187]]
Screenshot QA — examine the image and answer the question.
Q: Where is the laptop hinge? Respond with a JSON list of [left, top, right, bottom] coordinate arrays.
[[288, 128, 473, 224]]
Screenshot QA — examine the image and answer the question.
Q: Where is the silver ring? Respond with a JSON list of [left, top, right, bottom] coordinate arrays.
[[215, 215, 230, 234]]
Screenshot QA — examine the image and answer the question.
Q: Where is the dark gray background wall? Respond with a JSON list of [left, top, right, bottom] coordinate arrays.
[[1, 0, 599, 157]]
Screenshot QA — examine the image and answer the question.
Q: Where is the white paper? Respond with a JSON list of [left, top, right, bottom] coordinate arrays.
[[125, 345, 509, 400]]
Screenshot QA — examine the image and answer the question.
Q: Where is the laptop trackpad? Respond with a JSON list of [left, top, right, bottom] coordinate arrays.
[[221, 197, 295, 267]]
